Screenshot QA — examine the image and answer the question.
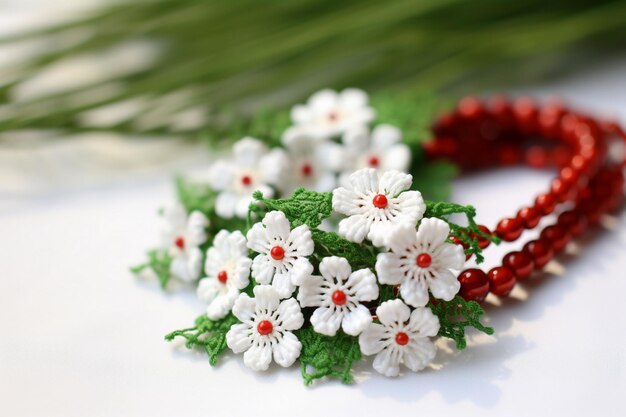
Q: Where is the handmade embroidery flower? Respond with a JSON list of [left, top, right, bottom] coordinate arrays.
[[197, 230, 252, 320], [359, 299, 440, 377], [339, 124, 411, 186], [160, 203, 209, 282], [332, 168, 426, 246], [295, 256, 379, 336], [209, 137, 288, 219], [376, 218, 464, 307], [277, 126, 343, 195], [291, 88, 375, 138], [226, 285, 304, 371], [246, 211, 314, 298]]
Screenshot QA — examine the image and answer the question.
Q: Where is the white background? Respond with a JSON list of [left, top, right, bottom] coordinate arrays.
[[1, 3, 626, 416]]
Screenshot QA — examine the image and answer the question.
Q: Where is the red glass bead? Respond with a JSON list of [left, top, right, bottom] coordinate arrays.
[[502, 251, 534, 281], [331, 290, 347, 306], [523, 239, 554, 269], [257, 320, 273, 335], [514, 97, 538, 135], [368, 156, 380, 167], [551, 178, 573, 202], [540, 225, 571, 253], [496, 217, 523, 241], [517, 206, 541, 229], [217, 270, 228, 284], [496, 144, 521, 166], [241, 175, 252, 186], [174, 236, 185, 249], [458, 269, 490, 302], [535, 193, 557, 215], [557, 210, 587, 237], [488, 267, 516, 297], [578, 200, 603, 225], [472, 225, 492, 249], [301, 163, 313, 176], [395, 332, 410, 346], [372, 194, 388, 209], [458, 96, 484, 120], [416, 253, 432, 268], [526, 146, 548, 169], [559, 166, 579, 185], [270, 246, 285, 260]]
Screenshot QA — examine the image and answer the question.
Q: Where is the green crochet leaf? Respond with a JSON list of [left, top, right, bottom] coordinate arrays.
[[250, 188, 333, 229], [296, 327, 362, 385], [175, 176, 218, 216], [130, 249, 172, 289], [165, 314, 240, 366], [429, 296, 494, 350]]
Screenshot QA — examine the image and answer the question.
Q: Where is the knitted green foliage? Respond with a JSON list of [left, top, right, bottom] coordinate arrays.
[[424, 200, 500, 263], [429, 296, 494, 350], [130, 249, 172, 289], [249, 188, 333, 229], [296, 326, 362, 385], [165, 313, 240, 366], [310, 230, 377, 272], [175, 176, 217, 215]]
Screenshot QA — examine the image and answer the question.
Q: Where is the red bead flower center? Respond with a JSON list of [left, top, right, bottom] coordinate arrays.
[[270, 246, 285, 260], [372, 194, 388, 209], [301, 163, 313, 177], [327, 111, 338, 121], [257, 320, 273, 335], [174, 236, 185, 249], [368, 156, 380, 167], [217, 270, 228, 284], [416, 253, 432, 268], [395, 331, 410, 346], [331, 289, 347, 306], [241, 175, 252, 186]]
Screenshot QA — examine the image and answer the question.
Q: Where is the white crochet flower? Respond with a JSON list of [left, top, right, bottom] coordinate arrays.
[[278, 126, 343, 195], [295, 256, 379, 336], [246, 211, 314, 298], [291, 88, 375, 138], [359, 299, 439, 377], [332, 168, 426, 246], [226, 285, 304, 371], [339, 124, 411, 187], [209, 137, 288, 219], [197, 230, 252, 320], [376, 219, 465, 307], [160, 203, 209, 282]]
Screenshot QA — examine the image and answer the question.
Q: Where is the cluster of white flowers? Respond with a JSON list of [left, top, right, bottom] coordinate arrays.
[[168, 166, 464, 377], [206, 89, 412, 218]]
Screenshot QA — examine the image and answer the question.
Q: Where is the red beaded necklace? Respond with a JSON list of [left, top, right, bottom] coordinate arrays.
[[424, 95, 625, 303]]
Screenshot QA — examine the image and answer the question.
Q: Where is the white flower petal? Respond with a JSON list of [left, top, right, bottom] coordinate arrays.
[[319, 256, 352, 282], [291, 104, 311, 124], [346, 268, 379, 302], [341, 304, 372, 336], [208, 160, 235, 191], [309, 89, 337, 111], [386, 223, 418, 254], [184, 247, 203, 282], [233, 137, 267, 166], [376, 299, 411, 327], [310, 306, 343, 336], [231, 293, 257, 324], [338, 215, 370, 243], [235, 195, 253, 219], [260, 148, 289, 186], [196, 277, 221, 303], [251, 254, 274, 284], [349, 168, 379, 195], [263, 211, 291, 242], [215, 192, 238, 218], [381, 144, 411, 172], [416, 217, 451, 249], [275, 298, 304, 331], [272, 331, 302, 367], [359, 322, 389, 355], [375, 253, 404, 286], [399, 276, 430, 307], [371, 124, 402, 149], [286, 225, 314, 256], [206, 288, 239, 320], [372, 346, 402, 377], [246, 222, 269, 253], [186, 211, 209, 246], [226, 323, 254, 353], [342, 126, 370, 149], [406, 306, 440, 337], [332, 186, 360, 215], [394, 190, 426, 222], [436, 243, 466, 270], [379, 170, 412, 196], [339, 88, 368, 110], [243, 342, 273, 371], [402, 337, 437, 372], [252, 285, 281, 312], [290, 258, 314, 286], [426, 269, 461, 301], [272, 272, 296, 299], [296, 273, 325, 307]]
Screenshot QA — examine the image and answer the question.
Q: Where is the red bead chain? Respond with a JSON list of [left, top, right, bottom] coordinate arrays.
[[425, 96, 625, 302]]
